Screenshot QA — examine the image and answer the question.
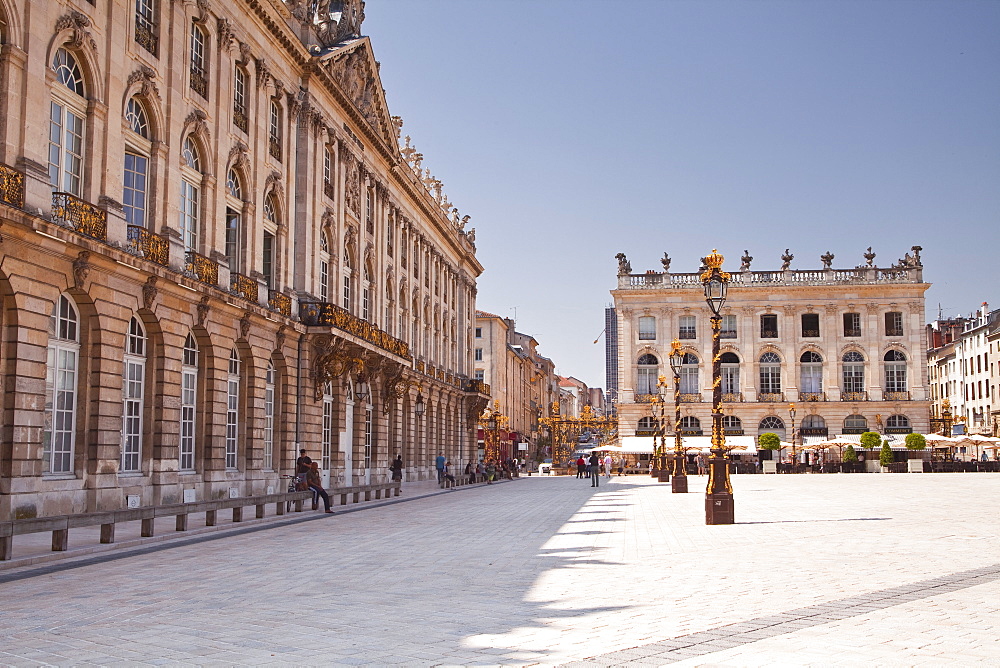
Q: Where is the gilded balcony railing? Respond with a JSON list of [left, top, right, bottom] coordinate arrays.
[[463, 379, 490, 394], [841, 391, 868, 402], [134, 23, 158, 56], [230, 272, 258, 303], [799, 392, 826, 402], [679, 393, 702, 403], [0, 164, 24, 208], [299, 301, 410, 359], [758, 393, 784, 402], [268, 290, 292, 317], [126, 225, 168, 265], [52, 192, 107, 241], [233, 107, 248, 134], [183, 250, 218, 286], [884, 391, 911, 401], [269, 138, 281, 161], [324, 181, 335, 200], [415, 360, 425, 373], [721, 392, 744, 403], [190, 66, 208, 98]]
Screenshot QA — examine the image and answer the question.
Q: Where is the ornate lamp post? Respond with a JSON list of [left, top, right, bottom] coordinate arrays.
[[702, 250, 734, 524], [669, 338, 688, 492], [788, 402, 796, 472], [481, 401, 507, 465], [654, 374, 671, 482]]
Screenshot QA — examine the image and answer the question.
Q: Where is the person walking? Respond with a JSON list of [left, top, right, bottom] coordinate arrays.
[[576, 456, 586, 479], [589, 452, 601, 487], [307, 461, 334, 513], [435, 453, 446, 485], [696, 453, 707, 475], [603, 453, 613, 478], [390, 454, 403, 482]]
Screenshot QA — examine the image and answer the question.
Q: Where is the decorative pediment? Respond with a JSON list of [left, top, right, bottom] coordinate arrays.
[[319, 38, 394, 147]]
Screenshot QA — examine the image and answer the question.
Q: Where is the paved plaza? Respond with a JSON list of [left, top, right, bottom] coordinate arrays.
[[1, 472, 999, 667]]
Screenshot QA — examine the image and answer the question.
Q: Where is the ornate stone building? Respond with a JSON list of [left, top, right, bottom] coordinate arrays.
[[611, 248, 931, 447], [0, 0, 488, 518]]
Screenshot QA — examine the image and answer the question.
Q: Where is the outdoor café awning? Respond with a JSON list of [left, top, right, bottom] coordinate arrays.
[[618, 435, 756, 454]]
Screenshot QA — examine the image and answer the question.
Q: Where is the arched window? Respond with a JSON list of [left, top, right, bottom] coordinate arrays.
[[800, 351, 823, 395], [134, 0, 158, 56], [233, 65, 248, 132], [801, 414, 826, 433], [49, 48, 86, 196], [226, 348, 241, 470], [844, 414, 867, 433], [225, 169, 243, 273], [759, 416, 784, 432], [180, 333, 198, 471], [319, 233, 330, 302], [759, 352, 781, 395], [723, 415, 742, 432], [842, 351, 865, 396], [886, 414, 910, 430], [179, 136, 201, 252], [636, 354, 659, 395], [680, 353, 699, 395], [44, 295, 80, 474], [263, 362, 276, 470], [884, 350, 908, 393], [123, 98, 151, 228], [262, 194, 278, 290], [679, 416, 701, 433], [121, 316, 147, 473], [268, 99, 282, 161], [189, 22, 208, 97], [721, 352, 740, 395]]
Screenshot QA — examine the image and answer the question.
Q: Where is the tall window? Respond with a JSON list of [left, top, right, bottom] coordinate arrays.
[[180, 334, 198, 471], [884, 350, 908, 393], [226, 348, 240, 469], [342, 248, 353, 311], [179, 136, 201, 251], [474, 348, 483, 361], [842, 351, 865, 394], [233, 66, 248, 132], [263, 362, 275, 470], [364, 407, 373, 469], [800, 351, 823, 394], [362, 265, 371, 322], [49, 48, 86, 196], [268, 100, 282, 161], [801, 313, 820, 338], [680, 353, 699, 395], [121, 316, 146, 473], [262, 195, 278, 289], [638, 316, 656, 340], [44, 295, 80, 474], [123, 98, 150, 227], [319, 233, 330, 302], [225, 170, 243, 272], [365, 186, 374, 233], [189, 22, 207, 98], [721, 314, 737, 338], [885, 311, 903, 336], [759, 352, 781, 395], [134, 0, 158, 56], [386, 215, 394, 256], [323, 147, 335, 199], [636, 353, 659, 395], [760, 314, 778, 338], [679, 315, 696, 339], [385, 286, 394, 336], [721, 352, 740, 394], [843, 312, 861, 337], [322, 382, 334, 472], [401, 230, 408, 267]]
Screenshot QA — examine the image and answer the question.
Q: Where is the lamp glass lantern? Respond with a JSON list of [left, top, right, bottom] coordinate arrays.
[[414, 395, 425, 416], [704, 277, 727, 315]]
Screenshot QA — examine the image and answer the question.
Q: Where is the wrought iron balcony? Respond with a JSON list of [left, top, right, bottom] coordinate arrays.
[[0, 163, 24, 208], [802, 329, 820, 337], [720, 330, 737, 339], [844, 328, 862, 337], [463, 378, 490, 394], [190, 66, 208, 98], [52, 192, 107, 241], [230, 272, 258, 303], [134, 23, 158, 56], [678, 331, 696, 340], [324, 181, 335, 200], [267, 290, 292, 317], [679, 393, 702, 403], [298, 301, 410, 359], [798, 392, 826, 402], [183, 250, 218, 286], [269, 137, 282, 161], [126, 225, 168, 265], [721, 392, 744, 403], [757, 392, 784, 402], [760, 330, 778, 338], [886, 328, 904, 337], [233, 107, 248, 134], [841, 391, 868, 402], [884, 391, 911, 401]]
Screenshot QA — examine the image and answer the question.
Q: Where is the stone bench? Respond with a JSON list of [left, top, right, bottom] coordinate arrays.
[[330, 481, 402, 506]]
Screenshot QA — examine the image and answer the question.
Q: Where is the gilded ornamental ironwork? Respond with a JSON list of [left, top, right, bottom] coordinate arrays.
[[299, 300, 410, 359], [884, 391, 911, 401], [134, 24, 158, 56], [268, 291, 292, 317], [52, 192, 107, 241], [721, 392, 744, 403], [190, 66, 208, 98], [126, 225, 168, 265], [230, 273, 259, 303], [463, 378, 490, 394], [798, 392, 825, 402], [758, 393, 784, 402], [679, 393, 702, 403], [269, 138, 281, 161], [0, 164, 24, 208], [233, 108, 248, 134], [183, 250, 219, 286], [841, 391, 868, 402]]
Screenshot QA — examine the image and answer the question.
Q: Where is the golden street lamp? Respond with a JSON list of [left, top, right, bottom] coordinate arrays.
[[651, 374, 671, 482], [787, 402, 797, 472], [668, 339, 688, 493], [702, 249, 734, 524], [481, 401, 508, 465]]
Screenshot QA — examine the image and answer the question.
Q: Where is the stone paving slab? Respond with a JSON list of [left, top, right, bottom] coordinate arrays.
[[0, 473, 998, 666]]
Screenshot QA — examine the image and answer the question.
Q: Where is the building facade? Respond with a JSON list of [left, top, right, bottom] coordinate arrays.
[[0, 0, 488, 519], [611, 248, 931, 446]]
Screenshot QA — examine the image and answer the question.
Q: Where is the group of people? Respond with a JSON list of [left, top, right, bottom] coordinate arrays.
[[295, 449, 335, 514], [575, 453, 623, 483]]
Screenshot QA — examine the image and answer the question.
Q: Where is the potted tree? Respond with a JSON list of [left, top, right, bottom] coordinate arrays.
[[905, 433, 927, 473], [860, 431, 882, 472], [879, 440, 895, 472], [758, 432, 780, 473], [843, 444, 858, 472]]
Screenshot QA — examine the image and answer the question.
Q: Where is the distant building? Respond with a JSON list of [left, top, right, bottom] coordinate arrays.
[[611, 247, 931, 445], [605, 307, 619, 412]]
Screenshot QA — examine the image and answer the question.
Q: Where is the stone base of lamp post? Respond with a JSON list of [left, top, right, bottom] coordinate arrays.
[[705, 492, 735, 524], [672, 475, 688, 493], [657, 469, 670, 482]]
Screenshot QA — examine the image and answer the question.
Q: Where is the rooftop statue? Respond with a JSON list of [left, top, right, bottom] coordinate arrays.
[[740, 250, 752, 271], [660, 253, 671, 272], [780, 249, 793, 271], [615, 253, 632, 276], [863, 246, 876, 266], [820, 251, 834, 269]]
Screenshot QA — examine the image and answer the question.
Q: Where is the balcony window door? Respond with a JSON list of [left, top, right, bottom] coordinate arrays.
[[49, 48, 86, 197]]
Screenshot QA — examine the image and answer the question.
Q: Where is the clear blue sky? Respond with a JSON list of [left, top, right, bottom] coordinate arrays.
[[365, 0, 1000, 389]]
